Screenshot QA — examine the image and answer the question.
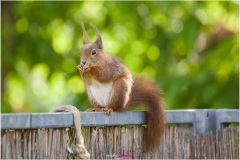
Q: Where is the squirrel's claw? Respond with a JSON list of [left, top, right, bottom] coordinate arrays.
[[101, 108, 113, 115], [76, 64, 81, 70]]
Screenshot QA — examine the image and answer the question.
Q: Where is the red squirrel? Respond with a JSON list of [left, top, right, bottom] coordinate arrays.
[[76, 23, 166, 151]]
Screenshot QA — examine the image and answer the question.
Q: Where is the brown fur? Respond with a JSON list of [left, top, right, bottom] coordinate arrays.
[[127, 76, 166, 151], [77, 23, 166, 152]]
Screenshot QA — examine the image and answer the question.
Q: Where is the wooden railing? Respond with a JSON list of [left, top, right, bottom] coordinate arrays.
[[1, 109, 239, 159]]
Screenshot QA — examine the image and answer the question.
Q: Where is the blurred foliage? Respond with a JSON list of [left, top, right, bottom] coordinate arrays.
[[1, 1, 239, 113]]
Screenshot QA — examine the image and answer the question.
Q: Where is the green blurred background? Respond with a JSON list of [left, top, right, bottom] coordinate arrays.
[[1, 1, 239, 113]]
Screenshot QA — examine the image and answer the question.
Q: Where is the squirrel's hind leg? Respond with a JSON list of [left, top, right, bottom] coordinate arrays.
[[86, 107, 113, 115], [100, 107, 113, 115], [85, 107, 102, 112]]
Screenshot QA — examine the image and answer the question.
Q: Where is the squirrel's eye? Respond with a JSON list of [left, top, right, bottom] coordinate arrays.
[[91, 49, 97, 55]]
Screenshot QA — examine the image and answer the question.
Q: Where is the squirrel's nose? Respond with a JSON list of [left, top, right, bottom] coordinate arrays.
[[81, 61, 86, 65]]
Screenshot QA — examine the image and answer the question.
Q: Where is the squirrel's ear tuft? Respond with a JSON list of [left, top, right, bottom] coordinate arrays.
[[91, 24, 103, 50], [81, 22, 90, 45]]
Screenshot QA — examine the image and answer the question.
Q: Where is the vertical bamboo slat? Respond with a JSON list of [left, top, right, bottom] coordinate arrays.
[[6, 131, 13, 159], [15, 131, 22, 159], [2, 131, 7, 159]]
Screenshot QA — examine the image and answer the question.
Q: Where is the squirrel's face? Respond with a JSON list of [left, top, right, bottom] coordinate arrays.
[[80, 23, 105, 67], [80, 42, 104, 67]]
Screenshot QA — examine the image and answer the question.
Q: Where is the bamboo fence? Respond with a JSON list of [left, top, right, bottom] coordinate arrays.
[[1, 126, 239, 159]]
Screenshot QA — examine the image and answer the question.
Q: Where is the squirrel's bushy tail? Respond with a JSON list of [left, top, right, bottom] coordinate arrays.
[[127, 76, 166, 152]]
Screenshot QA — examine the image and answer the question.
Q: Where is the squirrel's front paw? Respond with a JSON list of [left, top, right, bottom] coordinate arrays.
[[76, 64, 90, 75], [76, 64, 83, 73]]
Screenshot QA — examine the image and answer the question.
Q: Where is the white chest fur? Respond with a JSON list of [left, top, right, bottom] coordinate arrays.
[[87, 79, 113, 107]]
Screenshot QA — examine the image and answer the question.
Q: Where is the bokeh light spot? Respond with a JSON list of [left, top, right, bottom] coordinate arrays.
[[147, 45, 160, 61], [15, 18, 29, 33], [51, 19, 73, 54], [62, 58, 77, 73], [143, 66, 156, 79], [68, 76, 85, 93]]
